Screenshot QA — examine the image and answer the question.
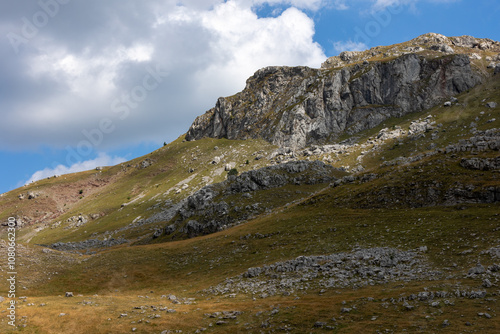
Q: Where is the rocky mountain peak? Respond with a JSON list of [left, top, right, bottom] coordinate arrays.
[[185, 33, 498, 149], [321, 33, 500, 68]]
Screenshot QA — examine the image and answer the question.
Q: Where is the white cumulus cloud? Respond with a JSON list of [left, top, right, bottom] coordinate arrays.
[[333, 40, 369, 53], [249, 0, 326, 11], [330, 0, 349, 10], [0, 0, 328, 152], [194, 3, 326, 99], [25, 153, 126, 185]]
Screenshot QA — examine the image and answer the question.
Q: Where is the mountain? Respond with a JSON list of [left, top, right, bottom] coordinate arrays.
[[186, 33, 499, 148], [0, 33, 499, 333]]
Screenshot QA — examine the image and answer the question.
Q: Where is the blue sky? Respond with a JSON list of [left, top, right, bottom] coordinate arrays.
[[0, 0, 499, 195]]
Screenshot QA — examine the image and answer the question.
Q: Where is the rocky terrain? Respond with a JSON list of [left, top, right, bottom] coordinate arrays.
[[153, 160, 344, 240], [45, 238, 129, 253], [207, 247, 439, 297]]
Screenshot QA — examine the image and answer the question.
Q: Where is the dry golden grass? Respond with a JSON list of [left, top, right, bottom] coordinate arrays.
[[2, 279, 499, 333]]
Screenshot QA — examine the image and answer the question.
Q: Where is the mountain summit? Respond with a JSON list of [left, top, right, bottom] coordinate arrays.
[[186, 33, 500, 148]]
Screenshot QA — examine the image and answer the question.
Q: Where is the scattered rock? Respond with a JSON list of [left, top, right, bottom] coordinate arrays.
[[47, 238, 129, 252], [339, 50, 360, 62], [430, 44, 454, 53], [314, 321, 327, 328], [65, 292, 73, 297], [483, 279, 493, 288], [468, 263, 486, 276], [442, 45, 454, 53], [207, 248, 438, 298], [409, 117, 435, 136], [460, 157, 500, 171], [403, 302, 414, 310], [139, 158, 155, 169], [153, 229, 163, 239], [478, 312, 492, 319], [445, 129, 500, 154]]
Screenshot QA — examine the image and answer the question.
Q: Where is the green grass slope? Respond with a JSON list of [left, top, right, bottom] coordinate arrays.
[[0, 137, 279, 245]]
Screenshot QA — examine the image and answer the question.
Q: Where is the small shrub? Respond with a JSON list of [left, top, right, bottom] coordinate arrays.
[[79, 189, 83, 195], [228, 168, 239, 176], [245, 160, 249, 165]]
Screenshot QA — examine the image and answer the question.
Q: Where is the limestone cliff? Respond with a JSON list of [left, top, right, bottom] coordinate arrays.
[[185, 33, 499, 149]]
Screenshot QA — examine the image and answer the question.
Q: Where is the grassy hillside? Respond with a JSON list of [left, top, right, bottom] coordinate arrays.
[[1, 197, 498, 333], [0, 47, 499, 333], [1, 137, 279, 245]]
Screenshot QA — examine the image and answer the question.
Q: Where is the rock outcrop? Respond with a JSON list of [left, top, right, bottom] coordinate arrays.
[[186, 34, 490, 149], [445, 128, 500, 153], [460, 157, 500, 171], [206, 247, 441, 297], [321, 33, 500, 68], [156, 161, 342, 239], [45, 238, 129, 252]]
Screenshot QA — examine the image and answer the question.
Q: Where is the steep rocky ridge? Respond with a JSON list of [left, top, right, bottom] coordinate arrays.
[[186, 33, 498, 149], [321, 33, 500, 68]]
